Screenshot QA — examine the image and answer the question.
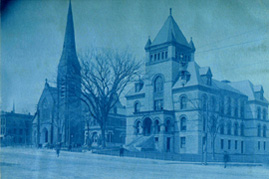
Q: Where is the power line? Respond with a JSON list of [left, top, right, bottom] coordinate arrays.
[[196, 37, 267, 54], [197, 25, 268, 50]]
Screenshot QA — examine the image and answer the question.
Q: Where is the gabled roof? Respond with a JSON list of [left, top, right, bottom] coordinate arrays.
[[151, 15, 190, 48], [199, 67, 212, 76], [230, 81, 267, 102], [144, 38, 152, 50], [189, 38, 195, 51]]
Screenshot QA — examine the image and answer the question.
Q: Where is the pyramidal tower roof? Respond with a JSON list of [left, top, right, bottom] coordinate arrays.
[[151, 9, 190, 48], [59, 1, 80, 69]]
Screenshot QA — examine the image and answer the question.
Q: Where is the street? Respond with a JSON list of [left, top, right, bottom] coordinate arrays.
[[1, 147, 268, 179]]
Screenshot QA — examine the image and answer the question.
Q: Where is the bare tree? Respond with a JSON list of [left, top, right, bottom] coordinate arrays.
[[78, 49, 141, 148], [188, 95, 224, 164]]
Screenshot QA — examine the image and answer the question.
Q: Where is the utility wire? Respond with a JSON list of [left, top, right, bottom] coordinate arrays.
[[196, 37, 267, 54], [197, 25, 268, 50]]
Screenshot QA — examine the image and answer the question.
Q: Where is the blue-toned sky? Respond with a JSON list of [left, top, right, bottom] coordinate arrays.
[[1, 0, 269, 113]]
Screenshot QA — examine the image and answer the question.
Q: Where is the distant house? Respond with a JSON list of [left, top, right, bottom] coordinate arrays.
[[1, 110, 33, 146], [125, 9, 269, 156]]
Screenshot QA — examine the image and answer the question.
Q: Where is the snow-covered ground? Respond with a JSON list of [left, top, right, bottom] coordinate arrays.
[[1, 147, 268, 179]]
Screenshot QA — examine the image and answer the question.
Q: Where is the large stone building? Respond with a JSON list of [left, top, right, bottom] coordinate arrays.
[[32, 2, 126, 148], [125, 10, 269, 156], [1, 109, 33, 146]]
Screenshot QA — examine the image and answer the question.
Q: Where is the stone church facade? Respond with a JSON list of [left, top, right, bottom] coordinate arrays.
[[125, 10, 269, 155], [32, 2, 126, 148]]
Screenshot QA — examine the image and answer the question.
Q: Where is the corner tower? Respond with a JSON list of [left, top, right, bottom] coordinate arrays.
[[144, 9, 195, 110], [57, 1, 83, 146]]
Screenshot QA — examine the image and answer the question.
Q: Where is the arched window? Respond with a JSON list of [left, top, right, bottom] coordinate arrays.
[[211, 96, 216, 111], [227, 97, 231, 116], [257, 107, 261, 120], [202, 94, 208, 111], [180, 117, 186, 131], [154, 120, 160, 134], [263, 109, 267, 120], [135, 121, 141, 135], [234, 99, 238, 117], [41, 99, 49, 120], [240, 101, 245, 118], [134, 102, 140, 113], [165, 119, 171, 133], [257, 124, 261, 137], [234, 122, 239, 136], [180, 96, 187, 109], [154, 76, 163, 93], [220, 96, 224, 115], [240, 123, 245, 136], [263, 125, 267, 137], [227, 121, 232, 135]]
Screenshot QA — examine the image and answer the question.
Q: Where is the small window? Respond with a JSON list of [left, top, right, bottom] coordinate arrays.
[[155, 137, 159, 142], [264, 141, 266, 150], [165, 51, 168, 59], [162, 52, 164, 59], [263, 109, 267, 120], [180, 96, 187, 109], [240, 101, 245, 118], [180, 117, 186, 131], [154, 54, 157, 61], [158, 53, 160, 60], [258, 141, 261, 150], [263, 125, 267, 137], [220, 124, 224, 134], [154, 100, 163, 111], [235, 140, 238, 150], [221, 139, 224, 150], [258, 124, 261, 137], [180, 137, 186, 148], [240, 123, 245, 136], [227, 121, 232, 135], [227, 97, 231, 116], [150, 55, 153, 61], [234, 122, 238, 136], [228, 140, 231, 150], [257, 107, 261, 119]]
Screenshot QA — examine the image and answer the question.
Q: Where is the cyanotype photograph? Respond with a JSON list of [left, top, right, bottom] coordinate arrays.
[[1, 0, 269, 178]]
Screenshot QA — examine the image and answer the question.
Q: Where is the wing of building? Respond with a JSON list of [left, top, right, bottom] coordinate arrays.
[[125, 9, 269, 157]]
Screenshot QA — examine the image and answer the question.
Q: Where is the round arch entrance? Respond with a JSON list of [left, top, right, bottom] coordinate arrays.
[[143, 118, 152, 136]]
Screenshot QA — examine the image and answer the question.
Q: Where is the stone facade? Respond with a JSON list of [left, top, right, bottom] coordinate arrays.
[[125, 10, 269, 155]]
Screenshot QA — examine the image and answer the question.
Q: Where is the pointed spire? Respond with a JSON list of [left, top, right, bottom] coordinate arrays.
[[63, 0, 76, 53], [59, 0, 80, 69]]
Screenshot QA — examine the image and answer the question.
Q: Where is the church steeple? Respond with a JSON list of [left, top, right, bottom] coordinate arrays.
[[58, 0, 80, 69]]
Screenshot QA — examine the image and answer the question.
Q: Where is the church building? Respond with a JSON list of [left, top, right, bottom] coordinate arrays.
[[32, 2, 126, 148], [125, 9, 269, 156], [32, 2, 84, 147]]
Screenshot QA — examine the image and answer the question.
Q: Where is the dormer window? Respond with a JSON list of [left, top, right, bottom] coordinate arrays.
[[135, 82, 143, 92]]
